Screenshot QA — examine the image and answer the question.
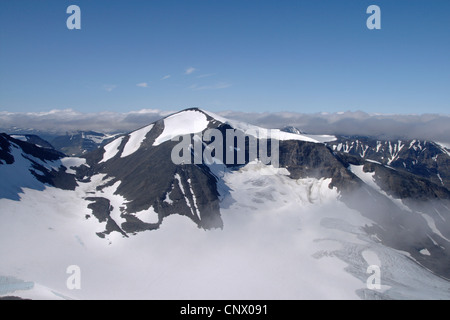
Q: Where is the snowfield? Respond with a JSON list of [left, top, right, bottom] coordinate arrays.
[[2, 161, 450, 300], [153, 110, 209, 146]]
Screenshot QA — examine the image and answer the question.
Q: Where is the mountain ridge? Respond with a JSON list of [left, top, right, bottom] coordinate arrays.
[[1, 108, 450, 299]]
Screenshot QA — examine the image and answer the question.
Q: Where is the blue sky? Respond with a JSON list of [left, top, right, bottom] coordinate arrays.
[[0, 0, 449, 114]]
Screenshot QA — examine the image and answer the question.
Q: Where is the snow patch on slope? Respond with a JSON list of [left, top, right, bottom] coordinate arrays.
[[187, 178, 200, 219], [10, 135, 27, 142], [164, 190, 173, 205], [435, 142, 450, 157], [61, 157, 86, 175], [420, 213, 450, 242], [134, 207, 159, 224], [80, 175, 128, 235], [349, 165, 379, 190], [174, 173, 197, 219], [121, 125, 154, 158], [0, 144, 46, 200], [349, 165, 411, 212], [99, 136, 125, 163], [83, 132, 121, 145]]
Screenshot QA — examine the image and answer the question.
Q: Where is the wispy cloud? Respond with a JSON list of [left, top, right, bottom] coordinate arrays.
[[103, 85, 117, 92], [136, 82, 149, 88], [185, 67, 196, 75], [189, 82, 232, 91], [161, 75, 171, 80], [196, 73, 215, 79]]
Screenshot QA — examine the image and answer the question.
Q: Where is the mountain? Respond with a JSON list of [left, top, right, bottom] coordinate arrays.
[[8, 134, 55, 150], [281, 126, 305, 135], [1, 108, 450, 300], [50, 131, 122, 157], [326, 136, 450, 191], [0, 133, 78, 200], [2, 129, 123, 157]]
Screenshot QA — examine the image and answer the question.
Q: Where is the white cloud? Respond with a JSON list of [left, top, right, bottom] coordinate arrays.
[[0, 109, 449, 144], [136, 82, 149, 88], [185, 67, 196, 75], [161, 75, 171, 80], [215, 111, 450, 144], [0, 109, 173, 134], [103, 85, 117, 92]]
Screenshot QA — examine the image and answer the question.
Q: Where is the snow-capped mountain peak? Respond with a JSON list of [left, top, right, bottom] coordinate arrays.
[[2, 109, 450, 300]]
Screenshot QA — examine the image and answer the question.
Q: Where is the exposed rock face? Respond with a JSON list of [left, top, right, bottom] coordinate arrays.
[[51, 131, 120, 157], [327, 137, 450, 191]]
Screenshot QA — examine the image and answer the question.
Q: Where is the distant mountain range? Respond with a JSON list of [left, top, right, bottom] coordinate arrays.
[[6, 131, 122, 157]]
